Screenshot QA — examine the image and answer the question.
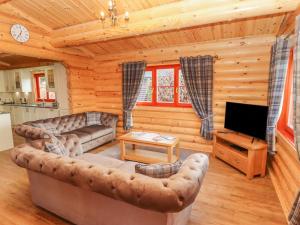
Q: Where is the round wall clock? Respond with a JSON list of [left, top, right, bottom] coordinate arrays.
[[10, 24, 30, 43]]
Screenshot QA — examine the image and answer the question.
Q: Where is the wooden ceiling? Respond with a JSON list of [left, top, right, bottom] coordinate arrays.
[[0, 54, 55, 70], [82, 13, 288, 55], [0, 0, 298, 57], [0, 0, 178, 30]]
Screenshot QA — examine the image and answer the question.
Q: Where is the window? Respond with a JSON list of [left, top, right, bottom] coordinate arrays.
[[34, 73, 56, 102], [278, 48, 294, 142], [137, 65, 191, 107]]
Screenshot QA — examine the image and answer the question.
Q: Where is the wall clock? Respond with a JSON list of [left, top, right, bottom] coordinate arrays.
[[10, 24, 30, 43]]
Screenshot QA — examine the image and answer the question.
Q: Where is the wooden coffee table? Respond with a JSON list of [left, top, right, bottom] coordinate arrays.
[[119, 132, 180, 164]]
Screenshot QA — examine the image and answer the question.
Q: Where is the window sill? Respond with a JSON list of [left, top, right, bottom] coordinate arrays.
[[134, 105, 194, 113]]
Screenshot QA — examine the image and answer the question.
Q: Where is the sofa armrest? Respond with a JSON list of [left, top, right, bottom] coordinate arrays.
[[14, 124, 49, 140], [101, 113, 118, 138], [29, 134, 83, 157]]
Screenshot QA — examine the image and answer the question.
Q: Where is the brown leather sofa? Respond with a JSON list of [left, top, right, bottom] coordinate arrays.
[[14, 112, 118, 152], [11, 141, 209, 225]]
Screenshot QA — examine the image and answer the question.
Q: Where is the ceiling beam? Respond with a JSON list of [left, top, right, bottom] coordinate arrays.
[[0, 60, 10, 67], [7, 3, 52, 33], [277, 4, 300, 36], [50, 0, 299, 48]]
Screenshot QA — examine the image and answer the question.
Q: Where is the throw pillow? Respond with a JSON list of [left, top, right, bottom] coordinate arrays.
[[45, 136, 69, 156], [32, 122, 60, 135], [86, 112, 102, 126], [135, 160, 182, 178]]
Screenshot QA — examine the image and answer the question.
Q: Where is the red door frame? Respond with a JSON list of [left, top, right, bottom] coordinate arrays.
[[34, 73, 55, 102]]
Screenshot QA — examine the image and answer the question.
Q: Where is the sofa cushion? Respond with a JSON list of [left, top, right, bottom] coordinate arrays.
[[135, 160, 183, 178], [76, 153, 124, 168], [62, 129, 92, 144], [79, 125, 113, 139], [86, 112, 102, 126], [45, 137, 69, 156], [32, 122, 60, 135]]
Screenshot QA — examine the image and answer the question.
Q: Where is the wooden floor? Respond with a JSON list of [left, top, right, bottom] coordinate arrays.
[[0, 136, 287, 225]]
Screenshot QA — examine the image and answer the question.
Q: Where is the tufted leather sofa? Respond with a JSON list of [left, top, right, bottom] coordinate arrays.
[[15, 112, 118, 152], [11, 143, 209, 225]]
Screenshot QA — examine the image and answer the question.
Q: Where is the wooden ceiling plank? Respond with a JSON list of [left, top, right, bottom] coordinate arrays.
[[0, 0, 11, 4], [76, 46, 96, 58], [51, 0, 298, 47], [7, 2, 52, 33]]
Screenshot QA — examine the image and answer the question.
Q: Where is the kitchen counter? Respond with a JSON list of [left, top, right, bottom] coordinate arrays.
[[1, 103, 58, 109]]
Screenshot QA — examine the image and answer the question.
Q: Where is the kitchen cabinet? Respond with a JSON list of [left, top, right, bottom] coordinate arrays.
[[23, 107, 35, 122], [1, 105, 65, 125], [0, 71, 6, 92], [13, 107, 24, 125], [20, 71, 32, 93], [4, 71, 15, 92]]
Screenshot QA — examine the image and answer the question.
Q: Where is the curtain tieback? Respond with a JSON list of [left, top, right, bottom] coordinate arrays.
[[200, 114, 214, 121]]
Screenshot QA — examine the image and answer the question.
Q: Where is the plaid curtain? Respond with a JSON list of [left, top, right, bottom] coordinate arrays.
[[266, 37, 290, 154], [122, 61, 146, 130], [293, 16, 300, 160], [180, 56, 214, 140], [289, 191, 300, 225]]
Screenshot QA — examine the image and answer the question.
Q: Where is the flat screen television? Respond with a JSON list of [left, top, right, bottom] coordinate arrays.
[[224, 102, 269, 140]]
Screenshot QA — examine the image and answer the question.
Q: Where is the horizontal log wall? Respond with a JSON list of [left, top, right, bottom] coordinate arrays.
[[67, 66, 97, 113], [269, 132, 300, 219], [92, 35, 275, 152]]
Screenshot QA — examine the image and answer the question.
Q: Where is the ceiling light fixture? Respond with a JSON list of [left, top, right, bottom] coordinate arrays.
[[100, 0, 129, 26]]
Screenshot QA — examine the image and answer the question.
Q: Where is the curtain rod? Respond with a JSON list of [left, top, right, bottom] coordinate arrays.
[[117, 55, 219, 67]]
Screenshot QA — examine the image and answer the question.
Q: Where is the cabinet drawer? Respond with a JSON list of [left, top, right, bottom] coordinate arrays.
[[214, 143, 248, 173], [228, 153, 247, 173], [214, 143, 230, 161]]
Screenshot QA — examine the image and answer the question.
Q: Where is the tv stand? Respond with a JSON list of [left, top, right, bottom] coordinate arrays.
[[213, 130, 267, 179]]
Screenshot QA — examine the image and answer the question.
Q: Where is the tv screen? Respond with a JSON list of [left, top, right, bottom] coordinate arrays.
[[224, 102, 268, 140]]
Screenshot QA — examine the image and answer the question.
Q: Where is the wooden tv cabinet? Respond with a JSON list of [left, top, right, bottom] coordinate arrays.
[[212, 130, 267, 179]]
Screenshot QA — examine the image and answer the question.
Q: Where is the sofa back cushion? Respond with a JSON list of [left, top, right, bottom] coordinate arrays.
[[135, 160, 183, 178], [27, 113, 87, 134], [32, 122, 60, 135], [45, 137, 69, 156], [86, 112, 102, 126]]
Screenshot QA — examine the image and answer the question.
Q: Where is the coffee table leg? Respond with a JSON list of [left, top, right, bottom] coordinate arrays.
[[175, 144, 180, 160], [167, 147, 172, 163], [132, 144, 136, 150], [120, 140, 126, 160]]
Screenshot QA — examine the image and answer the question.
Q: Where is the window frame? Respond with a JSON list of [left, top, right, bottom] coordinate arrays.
[[34, 73, 55, 102], [137, 64, 192, 108], [278, 48, 294, 143]]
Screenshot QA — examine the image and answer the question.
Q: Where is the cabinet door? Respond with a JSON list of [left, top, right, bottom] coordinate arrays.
[[23, 107, 33, 122], [21, 71, 32, 93], [0, 71, 6, 92], [14, 107, 24, 125], [5, 71, 15, 92], [48, 109, 59, 119]]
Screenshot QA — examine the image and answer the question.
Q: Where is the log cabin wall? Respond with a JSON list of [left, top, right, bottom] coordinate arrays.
[[92, 35, 275, 152], [0, 13, 95, 114], [66, 66, 98, 113], [269, 132, 300, 218]]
